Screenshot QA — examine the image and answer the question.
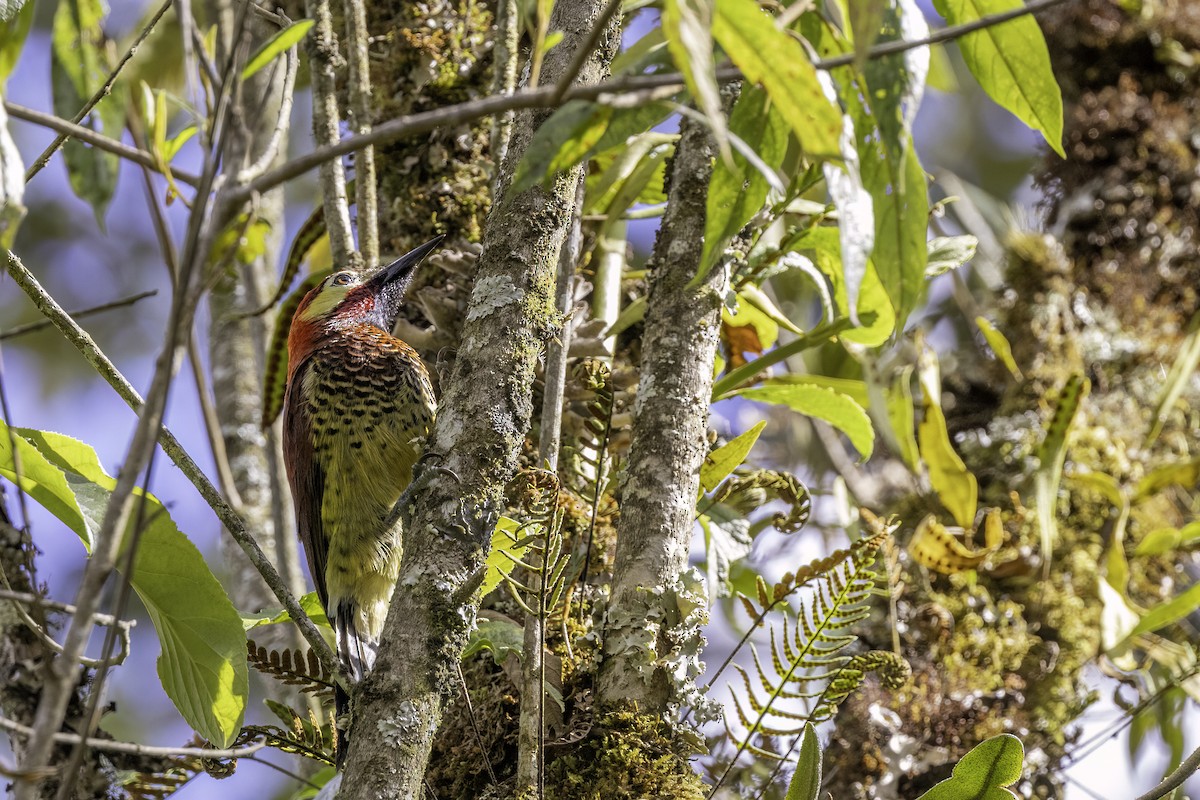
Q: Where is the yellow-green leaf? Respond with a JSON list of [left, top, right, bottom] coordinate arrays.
[[663, 0, 729, 161], [700, 420, 765, 492], [482, 516, 532, 598], [916, 734, 1023, 800], [738, 382, 874, 459], [511, 100, 613, 195], [2, 425, 247, 746], [1034, 374, 1088, 569], [974, 316, 1022, 380], [712, 0, 841, 159], [242, 19, 313, 80], [932, 0, 1064, 157], [918, 393, 978, 529]]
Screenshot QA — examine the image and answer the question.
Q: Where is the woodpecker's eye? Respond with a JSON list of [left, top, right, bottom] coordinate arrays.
[[331, 272, 354, 286]]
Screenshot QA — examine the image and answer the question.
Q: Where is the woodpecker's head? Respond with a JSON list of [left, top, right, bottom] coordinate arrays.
[[287, 236, 443, 369]]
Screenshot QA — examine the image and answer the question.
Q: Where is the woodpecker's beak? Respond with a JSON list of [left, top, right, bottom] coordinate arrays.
[[370, 235, 444, 330]]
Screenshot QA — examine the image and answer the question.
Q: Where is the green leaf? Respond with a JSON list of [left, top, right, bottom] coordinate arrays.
[[52, 0, 124, 225], [1134, 522, 1200, 557], [847, 0, 887, 72], [700, 420, 765, 492], [760, 375, 870, 407], [785, 722, 822, 800], [859, 137, 928, 331], [700, 86, 789, 276], [932, 0, 1064, 156], [0, 0, 35, 81], [916, 733, 1024, 800], [463, 617, 525, 664], [241, 18, 313, 80], [927, 234, 978, 277], [882, 366, 920, 470], [918, 368, 978, 529], [510, 100, 613, 195], [1147, 311, 1200, 443], [1034, 374, 1088, 568], [1130, 582, 1200, 641], [242, 590, 331, 632], [799, 226, 895, 346], [1136, 457, 1200, 500], [587, 101, 676, 157], [482, 516, 532, 598], [0, 424, 95, 549], [1, 425, 247, 746], [711, 0, 841, 159], [974, 316, 1022, 380], [662, 0, 729, 161], [737, 382, 874, 459]]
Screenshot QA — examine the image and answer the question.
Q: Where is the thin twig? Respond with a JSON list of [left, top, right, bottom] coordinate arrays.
[[24, 0, 175, 182], [0, 715, 266, 760], [0, 587, 134, 669], [6, 102, 201, 187], [231, 0, 1072, 204], [1, 252, 337, 677], [489, 0, 519, 187], [342, 0, 379, 266], [235, 43, 298, 184], [303, 0, 359, 268], [455, 663, 499, 788], [1133, 743, 1200, 800], [0, 291, 157, 340]]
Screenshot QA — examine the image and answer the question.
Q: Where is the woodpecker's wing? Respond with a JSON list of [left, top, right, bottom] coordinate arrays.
[[282, 358, 330, 611]]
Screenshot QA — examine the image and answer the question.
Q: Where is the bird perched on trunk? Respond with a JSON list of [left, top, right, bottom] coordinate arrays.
[[281, 237, 442, 750]]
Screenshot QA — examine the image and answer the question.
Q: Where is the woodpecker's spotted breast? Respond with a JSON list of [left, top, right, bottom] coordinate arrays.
[[280, 237, 442, 763]]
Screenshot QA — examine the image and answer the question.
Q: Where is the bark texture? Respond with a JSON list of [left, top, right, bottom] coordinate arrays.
[[594, 113, 728, 717], [334, 0, 619, 796]]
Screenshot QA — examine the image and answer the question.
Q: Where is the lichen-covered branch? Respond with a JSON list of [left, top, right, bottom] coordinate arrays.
[[594, 112, 728, 716], [334, 0, 619, 796], [302, 0, 358, 269]]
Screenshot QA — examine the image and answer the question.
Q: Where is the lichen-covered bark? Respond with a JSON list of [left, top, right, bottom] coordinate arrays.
[[594, 113, 728, 718], [334, 0, 619, 796], [823, 3, 1200, 796]]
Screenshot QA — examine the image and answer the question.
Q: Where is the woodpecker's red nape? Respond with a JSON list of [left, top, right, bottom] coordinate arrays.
[[281, 236, 442, 765]]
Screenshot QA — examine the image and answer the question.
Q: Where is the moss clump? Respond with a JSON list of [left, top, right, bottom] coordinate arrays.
[[545, 708, 707, 800]]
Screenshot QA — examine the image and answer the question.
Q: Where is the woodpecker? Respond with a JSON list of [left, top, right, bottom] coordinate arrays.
[[281, 237, 441, 737]]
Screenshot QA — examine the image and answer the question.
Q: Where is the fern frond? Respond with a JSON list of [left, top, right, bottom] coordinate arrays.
[[246, 640, 335, 696], [724, 524, 900, 768]]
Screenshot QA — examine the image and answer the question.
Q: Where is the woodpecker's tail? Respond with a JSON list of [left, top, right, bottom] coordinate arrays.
[[332, 602, 378, 766]]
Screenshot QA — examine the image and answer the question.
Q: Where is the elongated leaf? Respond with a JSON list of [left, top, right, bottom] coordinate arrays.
[[0, 0, 35, 81], [482, 516, 532, 598], [932, 0, 1064, 156], [738, 383, 874, 459], [712, 0, 841, 159], [663, 0, 728, 160], [1130, 583, 1200, 641], [916, 733, 1024, 800], [0, 423, 94, 548], [1147, 311, 1200, 443], [883, 365, 920, 469], [511, 100, 613, 195], [700, 420, 765, 492], [242, 18, 313, 79], [51, 0, 123, 225], [785, 722, 822, 800], [1, 425, 247, 746], [918, 398, 977, 529], [700, 86, 788, 275], [974, 316, 1021, 379], [1034, 374, 1088, 568], [799, 226, 895, 346], [242, 590, 331, 631], [0, 92, 24, 249]]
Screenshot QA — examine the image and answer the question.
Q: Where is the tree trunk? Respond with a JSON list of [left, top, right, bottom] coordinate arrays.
[[335, 0, 619, 796]]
